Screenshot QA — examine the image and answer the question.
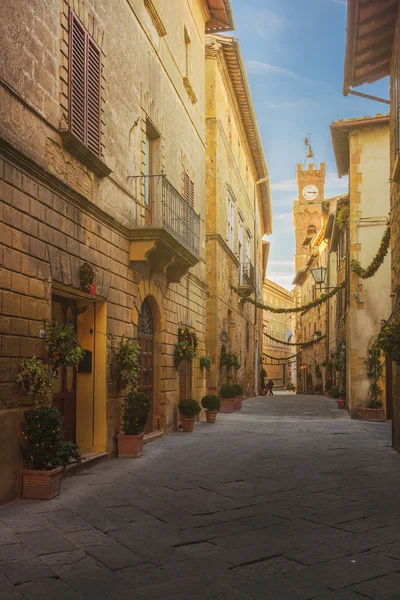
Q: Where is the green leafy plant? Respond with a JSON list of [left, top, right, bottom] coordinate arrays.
[[16, 356, 54, 405], [329, 385, 341, 399], [201, 395, 221, 411], [260, 368, 267, 390], [232, 383, 243, 396], [178, 399, 201, 419], [199, 355, 211, 371], [121, 391, 151, 435], [221, 346, 240, 370], [21, 405, 80, 470], [325, 378, 333, 391], [45, 320, 85, 369], [336, 203, 349, 229], [115, 337, 141, 388], [376, 316, 400, 366], [314, 383, 323, 394], [332, 340, 346, 372], [286, 383, 295, 391], [315, 364, 322, 380], [351, 224, 390, 280], [326, 361, 333, 374], [220, 384, 236, 398], [175, 327, 198, 363]]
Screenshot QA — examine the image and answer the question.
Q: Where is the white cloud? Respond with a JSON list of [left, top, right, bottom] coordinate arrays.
[[274, 213, 292, 221], [264, 101, 303, 110], [236, 8, 283, 38], [271, 178, 297, 192], [268, 260, 294, 267], [329, 0, 346, 5], [246, 60, 311, 82], [271, 173, 348, 195]]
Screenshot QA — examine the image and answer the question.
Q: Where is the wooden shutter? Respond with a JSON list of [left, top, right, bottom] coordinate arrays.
[[69, 11, 101, 156], [87, 39, 101, 155], [184, 171, 194, 208], [70, 13, 86, 144]]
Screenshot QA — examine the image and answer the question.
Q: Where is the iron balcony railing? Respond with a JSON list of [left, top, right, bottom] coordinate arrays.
[[131, 174, 200, 258], [239, 261, 255, 288]]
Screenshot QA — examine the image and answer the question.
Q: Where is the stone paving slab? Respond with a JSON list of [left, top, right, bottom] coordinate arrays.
[[1, 394, 400, 599]]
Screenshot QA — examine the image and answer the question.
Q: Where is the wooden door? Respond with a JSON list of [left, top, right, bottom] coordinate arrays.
[[179, 360, 192, 401], [51, 296, 77, 442], [138, 300, 154, 434], [386, 357, 393, 420]]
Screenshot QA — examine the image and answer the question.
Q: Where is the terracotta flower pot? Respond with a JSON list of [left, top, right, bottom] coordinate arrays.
[[357, 407, 385, 422], [181, 416, 195, 432], [117, 432, 144, 458], [219, 397, 234, 413], [337, 398, 345, 409], [233, 396, 243, 410], [205, 410, 218, 424], [21, 466, 64, 500]]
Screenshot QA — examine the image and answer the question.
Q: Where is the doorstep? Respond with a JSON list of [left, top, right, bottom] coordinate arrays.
[[64, 451, 108, 475], [144, 431, 164, 444]]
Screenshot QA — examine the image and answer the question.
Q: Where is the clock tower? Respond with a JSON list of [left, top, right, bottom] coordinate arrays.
[[293, 139, 325, 273]]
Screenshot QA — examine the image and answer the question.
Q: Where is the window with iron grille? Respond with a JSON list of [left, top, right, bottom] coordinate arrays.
[[69, 11, 101, 156]]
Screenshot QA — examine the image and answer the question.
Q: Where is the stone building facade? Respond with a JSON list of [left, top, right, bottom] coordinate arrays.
[[205, 35, 271, 397], [262, 279, 294, 389], [342, 0, 400, 448], [331, 115, 391, 417], [0, 0, 234, 504]]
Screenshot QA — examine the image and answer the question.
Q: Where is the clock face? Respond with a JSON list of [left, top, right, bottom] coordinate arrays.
[[302, 184, 318, 201]]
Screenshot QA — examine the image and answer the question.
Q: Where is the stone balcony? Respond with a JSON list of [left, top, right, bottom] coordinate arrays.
[[237, 261, 255, 295], [128, 175, 200, 283]]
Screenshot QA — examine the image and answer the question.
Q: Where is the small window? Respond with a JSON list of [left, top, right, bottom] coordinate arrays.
[[69, 11, 101, 156]]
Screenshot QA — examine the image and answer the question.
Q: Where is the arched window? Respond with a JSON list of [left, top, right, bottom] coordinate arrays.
[[138, 300, 154, 335]]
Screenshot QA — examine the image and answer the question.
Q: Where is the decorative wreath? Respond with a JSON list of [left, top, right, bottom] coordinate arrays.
[[175, 327, 198, 363], [79, 262, 97, 295]]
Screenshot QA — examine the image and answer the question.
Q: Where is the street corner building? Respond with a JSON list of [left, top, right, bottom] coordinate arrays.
[[204, 34, 272, 397], [342, 0, 400, 446], [0, 0, 235, 504]]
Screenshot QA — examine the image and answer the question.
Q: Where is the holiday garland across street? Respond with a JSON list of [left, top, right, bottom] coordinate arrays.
[[350, 224, 390, 280], [264, 332, 326, 348], [232, 281, 346, 314], [263, 350, 302, 362]]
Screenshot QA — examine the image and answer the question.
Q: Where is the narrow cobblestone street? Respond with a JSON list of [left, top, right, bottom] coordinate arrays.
[[1, 394, 399, 600]]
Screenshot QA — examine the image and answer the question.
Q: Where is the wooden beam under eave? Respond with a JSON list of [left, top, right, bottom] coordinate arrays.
[[355, 47, 392, 71], [358, 3, 398, 30], [354, 58, 391, 85]]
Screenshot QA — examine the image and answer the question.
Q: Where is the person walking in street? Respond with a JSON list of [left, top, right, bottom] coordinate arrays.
[[267, 379, 274, 396]]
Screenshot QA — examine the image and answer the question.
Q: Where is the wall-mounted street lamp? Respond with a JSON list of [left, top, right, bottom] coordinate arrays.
[[310, 267, 337, 291]]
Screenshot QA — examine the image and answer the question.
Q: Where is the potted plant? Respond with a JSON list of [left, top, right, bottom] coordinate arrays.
[[16, 356, 55, 406], [201, 395, 221, 423], [357, 341, 385, 421], [260, 368, 267, 395], [115, 336, 141, 388], [329, 385, 344, 407], [219, 384, 236, 413], [232, 384, 244, 410], [21, 405, 80, 500], [45, 320, 85, 369], [286, 383, 295, 391], [314, 383, 323, 395], [178, 399, 201, 432], [117, 391, 151, 458], [200, 355, 211, 372]]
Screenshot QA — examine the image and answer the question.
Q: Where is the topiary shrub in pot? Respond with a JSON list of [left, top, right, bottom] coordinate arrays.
[[178, 399, 201, 432], [220, 384, 236, 413], [232, 384, 244, 410], [201, 395, 221, 423], [21, 405, 81, 500], [117, 391, 151, 458]]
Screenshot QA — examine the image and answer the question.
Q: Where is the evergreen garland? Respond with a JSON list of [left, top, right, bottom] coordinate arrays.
[[263, 350, 302, 362], [232, 281, 345, 314], [350, 225, 390, 280], [264, 332, 326, 348]]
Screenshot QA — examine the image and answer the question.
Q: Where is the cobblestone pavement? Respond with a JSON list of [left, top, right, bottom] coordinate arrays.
[[1, 393, 400, 600]]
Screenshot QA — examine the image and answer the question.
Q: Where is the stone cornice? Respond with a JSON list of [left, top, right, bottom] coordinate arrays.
[[206, 233, 239, 266]]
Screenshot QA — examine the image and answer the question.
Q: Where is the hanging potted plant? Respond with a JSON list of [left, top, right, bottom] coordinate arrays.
[[117, 391, 151, 458], [115, 336, 141, 388], [232, 383, 244, 410], [175, 327, 198, 367], [16, 356, 55, 406], [219, 384, 236, 413], [178, 399, 201, 432], [200, 355, 211, 372], [21, 405, 80, 500], [201, 395, 221, 423], [45, 320, 85, 369]]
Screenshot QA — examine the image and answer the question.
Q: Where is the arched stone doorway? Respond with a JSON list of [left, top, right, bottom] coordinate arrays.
[[138, 299, 155, 434]]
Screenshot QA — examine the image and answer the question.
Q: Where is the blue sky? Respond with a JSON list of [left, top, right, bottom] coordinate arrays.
[[229, 0, 389, 289]]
